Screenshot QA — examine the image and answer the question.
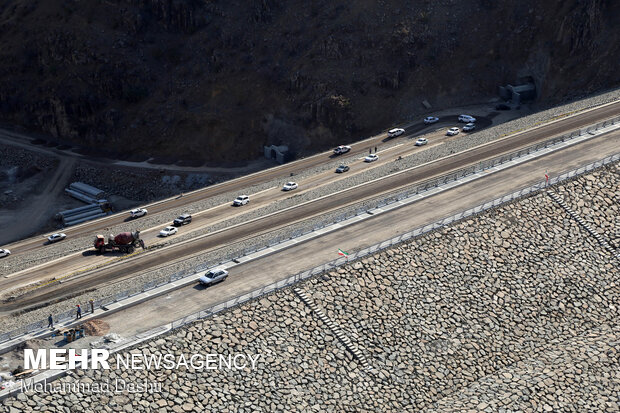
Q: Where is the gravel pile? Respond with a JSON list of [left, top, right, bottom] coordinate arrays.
[[301, 192, 617, 410], [2, 163, 618, 411], [0, 144, 57, 170], [71, 164, 214, 203]]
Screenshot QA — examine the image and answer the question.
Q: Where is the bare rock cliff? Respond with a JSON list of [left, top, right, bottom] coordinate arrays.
[[0, 0, 617, 162]]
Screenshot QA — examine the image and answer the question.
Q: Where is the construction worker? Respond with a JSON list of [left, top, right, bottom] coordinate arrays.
[[89, 299, 95, 314], [76, 304, 82, 319]]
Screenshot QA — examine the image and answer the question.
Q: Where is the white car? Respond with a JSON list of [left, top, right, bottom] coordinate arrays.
[[463, 123, 476, 132], [458, 115, 476, 123], [364, 154, 379, 162], [387, 128, 405, 138], [198, 269, 229, 286], [159, 226, 178, 237], [282, 182, 298, 191], [447, 127, 460, 136], [0, 248, 10, 258], [333, 145, 351, 155], [233, 195, 249, 206], [47, 233, 66, 243], [130, 208, 148, 218], [423, 116, 439, 124], [415, 138, 428, 146]]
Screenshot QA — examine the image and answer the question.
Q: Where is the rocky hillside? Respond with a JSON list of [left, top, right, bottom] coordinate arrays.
[[0, 0, 618, 162]]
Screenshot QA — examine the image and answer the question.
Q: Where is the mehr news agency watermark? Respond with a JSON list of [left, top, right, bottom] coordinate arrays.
[[19, 349, 262, 394]]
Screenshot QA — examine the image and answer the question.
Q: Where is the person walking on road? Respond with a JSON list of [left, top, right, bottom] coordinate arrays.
[[369, 148, 371, 154], [374, 146, 377, 153], [76, 304, 82, 319], [48, 314, 54, 329]]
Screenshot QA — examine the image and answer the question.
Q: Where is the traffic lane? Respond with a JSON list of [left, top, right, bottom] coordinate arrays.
[[122, 126, 455, 239], [3, 127, 394, 253], [1, 126, 452, 281], [216, 131, 620, 282], [0, 134, 479, 302], [4, 104, 619, 285], [5, 128, 618, 312], [380, 115, 494, 143], [0, 132, 446, 293], [6, 112, 619, 294], [94, 130, 620, 338], [4, 128, 423, 256], [4, 101, 619, 255]]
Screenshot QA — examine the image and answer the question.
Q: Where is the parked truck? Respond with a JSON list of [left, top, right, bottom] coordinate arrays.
[[93, 231, 145, 254]]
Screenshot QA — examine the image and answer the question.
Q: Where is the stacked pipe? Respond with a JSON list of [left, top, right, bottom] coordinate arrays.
[[58, 202, 108, 227], [64, 182, 105, 204], [59, 183, 110, 226]]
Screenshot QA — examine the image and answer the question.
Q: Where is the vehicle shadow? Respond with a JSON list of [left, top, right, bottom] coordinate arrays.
[[81, 250, 126, 257]]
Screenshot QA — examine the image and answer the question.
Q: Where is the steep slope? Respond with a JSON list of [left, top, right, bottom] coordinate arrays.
[[0, 0, 618, 162]]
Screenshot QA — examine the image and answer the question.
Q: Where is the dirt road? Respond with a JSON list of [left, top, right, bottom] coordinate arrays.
[[0, 158, 76, 245]]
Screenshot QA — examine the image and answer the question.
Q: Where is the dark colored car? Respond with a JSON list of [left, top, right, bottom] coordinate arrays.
[[496, 103, 510, 110], [335, 165, 350, 173], [173, 213, 192, 226]]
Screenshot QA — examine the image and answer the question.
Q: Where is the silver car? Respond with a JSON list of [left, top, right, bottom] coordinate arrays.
[[198, 269, 229, 286], [47, 233, 67, 243], [446, 127, 460, 136], [233, 195, 249, 206], [130, 208, 148, 218], [463, 123, 476, 132], [282, 182, 298, 191]]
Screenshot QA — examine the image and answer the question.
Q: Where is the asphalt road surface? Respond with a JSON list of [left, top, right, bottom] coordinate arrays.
[[2, 113, 618, 312], [3, 101, 618, 256], [92, 129, 620, 340]]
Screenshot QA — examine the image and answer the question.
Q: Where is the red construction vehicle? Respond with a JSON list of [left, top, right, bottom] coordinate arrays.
[[93, 231, 145, 254]]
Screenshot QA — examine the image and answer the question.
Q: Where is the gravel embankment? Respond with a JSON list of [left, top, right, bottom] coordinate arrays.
[[0, 145, 56, 170], [71, 164, 214, 204], [3, 166, 618, 412], [1, 90, 618, 331], [553, 162, 619, 248]]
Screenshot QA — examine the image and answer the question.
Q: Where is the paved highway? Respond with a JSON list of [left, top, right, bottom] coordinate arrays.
[[0, 125, 477, 283], [1, 106, 618, 311], [88, 129, 620, 340], [3, 101, 618, 257]]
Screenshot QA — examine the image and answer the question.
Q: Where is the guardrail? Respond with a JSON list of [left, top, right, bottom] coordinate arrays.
[[0, 116, 618, 344], [166, 152, 620, 332]]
